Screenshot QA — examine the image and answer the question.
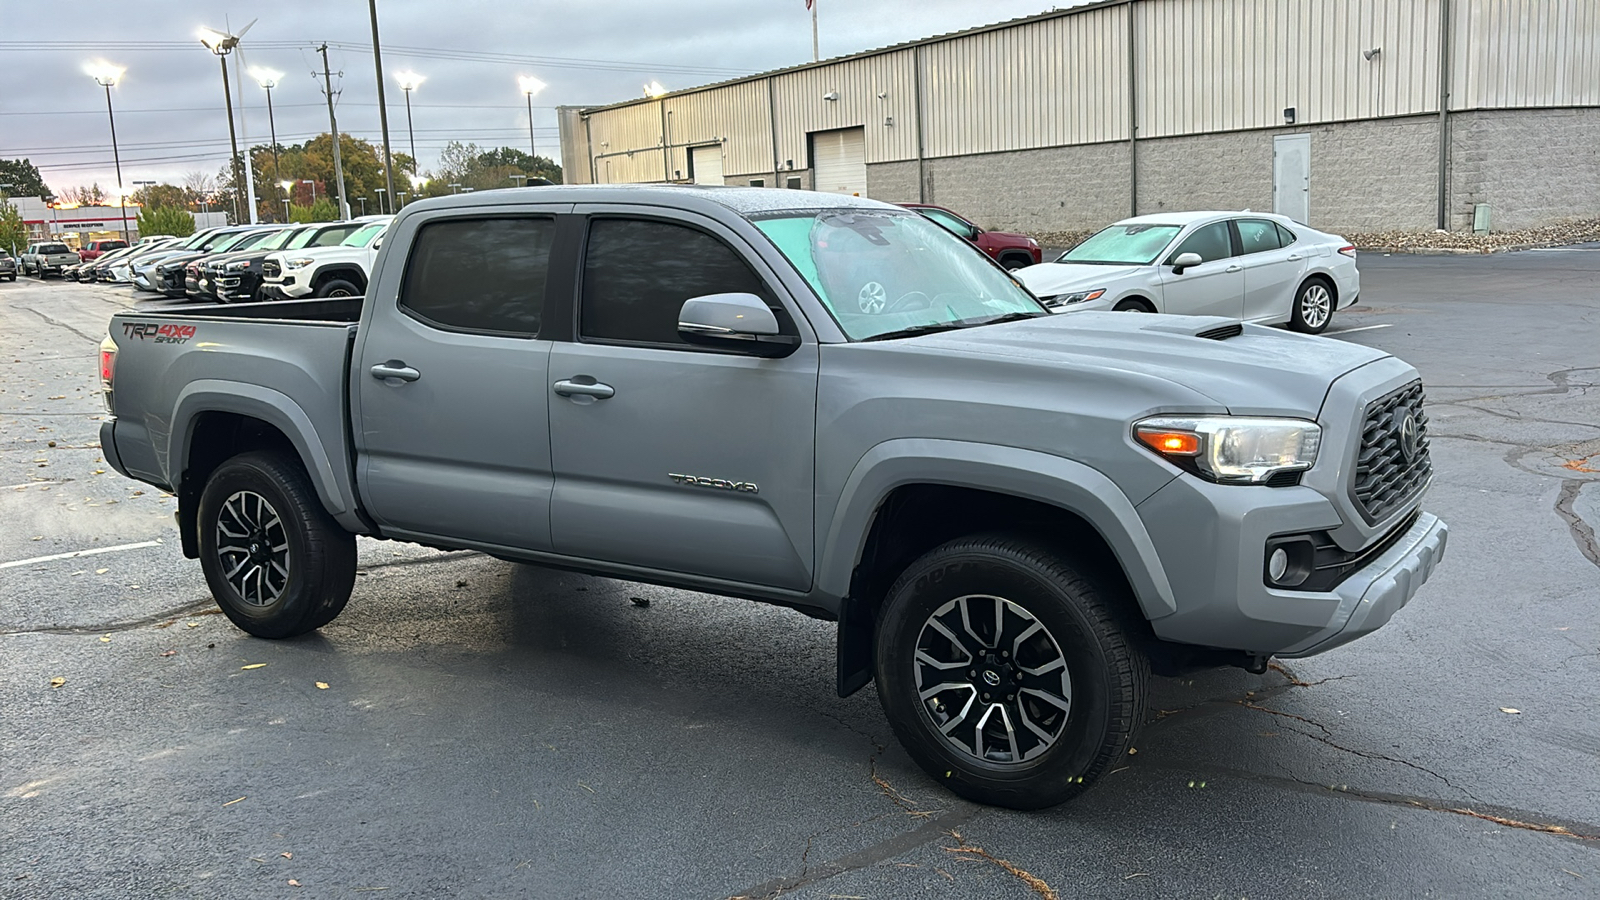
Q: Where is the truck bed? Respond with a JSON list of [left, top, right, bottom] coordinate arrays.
[[104, 301, 364, 530]]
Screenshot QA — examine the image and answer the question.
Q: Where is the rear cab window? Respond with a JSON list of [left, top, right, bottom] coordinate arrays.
[[399, 217, 555, 336]]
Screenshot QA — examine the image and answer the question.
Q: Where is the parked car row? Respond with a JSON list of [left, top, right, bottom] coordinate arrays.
[[13, 216, 395, 304]]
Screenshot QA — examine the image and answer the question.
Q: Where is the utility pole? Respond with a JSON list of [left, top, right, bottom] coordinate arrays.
[[368, 0, 397, 218], [318, 44, 351, 219]]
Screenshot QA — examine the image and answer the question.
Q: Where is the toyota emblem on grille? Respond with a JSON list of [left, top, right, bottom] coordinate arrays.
[[1397, 412, 1422, 463]]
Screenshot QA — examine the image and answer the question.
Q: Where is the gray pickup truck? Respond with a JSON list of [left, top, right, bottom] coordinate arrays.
[[22, 241, 79, 278], [99, 185, 1446, 809]]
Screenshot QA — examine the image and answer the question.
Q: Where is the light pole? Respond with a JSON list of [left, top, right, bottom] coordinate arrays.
[[302, 180, 317, 204], [366, 0, 397, 225], [376, 187, 387, 214], [448, 182, 462, 194], [394, 71, 424, 174], [86, 62, 130, 242], [279, 180, 294, 220], [198, 29, 245, 223], [518, 75, 546, 166], [251, 67, 284, 221], [357, 197, 367, 216], [396, 191, 408, 208], [509, 174, 527, 187]]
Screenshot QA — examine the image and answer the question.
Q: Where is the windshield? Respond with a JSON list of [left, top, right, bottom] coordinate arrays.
[[755, 210, 1045, 341], [178, 231, 215, 250], [289, 223, 360, 250], [254, 227, 306, 252], [1057, 223, 1183, 265], [341, 222, 387, 248], [41, 244, 70, 254]]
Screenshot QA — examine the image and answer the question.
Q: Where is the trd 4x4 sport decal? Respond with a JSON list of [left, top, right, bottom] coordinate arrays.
[[122, 322, 197, 344]]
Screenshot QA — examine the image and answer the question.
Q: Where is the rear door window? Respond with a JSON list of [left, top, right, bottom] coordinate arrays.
[[1235, 219, 1285, 255], [399, 217, 555, 336]]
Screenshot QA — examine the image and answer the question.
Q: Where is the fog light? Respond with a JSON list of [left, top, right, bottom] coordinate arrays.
[[1268, 548, 1289, 582]]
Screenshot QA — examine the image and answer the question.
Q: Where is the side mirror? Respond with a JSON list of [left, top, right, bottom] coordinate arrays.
[[678, 292, 800, 358], [1171, 252, 1203, 274], [372, 238, 383, 250]]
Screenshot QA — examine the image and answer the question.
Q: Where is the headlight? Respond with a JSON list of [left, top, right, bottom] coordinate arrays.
[[1044, 288, 1106, 306], [285, 257, 315, 269], [225, 260, 250, 271], [1134, 416, 1321, 484]]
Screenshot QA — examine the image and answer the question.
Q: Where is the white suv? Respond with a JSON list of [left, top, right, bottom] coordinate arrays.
[[259, 217, 392, 300]]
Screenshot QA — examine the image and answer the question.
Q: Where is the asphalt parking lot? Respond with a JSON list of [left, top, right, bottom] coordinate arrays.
[[3, 251, 1598, 899]]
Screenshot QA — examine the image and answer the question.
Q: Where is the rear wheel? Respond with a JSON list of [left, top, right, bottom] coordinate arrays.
[[197, 451, 356, 638], [1290, 279, 1334, 333], [874, 535, 1148, 810]]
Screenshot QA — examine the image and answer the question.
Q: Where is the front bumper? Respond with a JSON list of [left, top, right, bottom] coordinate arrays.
[[260, 277, 312, 300], [1136, 473, 1446, 657]]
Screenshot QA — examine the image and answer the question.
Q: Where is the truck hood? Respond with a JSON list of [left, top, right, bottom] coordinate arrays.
[[1015, 262, 1148, 297], [902, 312, 1388, 417]]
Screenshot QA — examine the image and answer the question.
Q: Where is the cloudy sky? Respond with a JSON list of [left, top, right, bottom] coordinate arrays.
[[1, 0, 1062, 196]]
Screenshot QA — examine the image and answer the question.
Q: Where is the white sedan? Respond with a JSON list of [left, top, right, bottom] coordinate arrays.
[[1015, 211, 1359, 333]]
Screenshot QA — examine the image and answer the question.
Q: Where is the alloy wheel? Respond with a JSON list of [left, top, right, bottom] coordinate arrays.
[[214, 490, 291, 607], [1301, 284, 1332, 329], [913, 594, 1073, 765]]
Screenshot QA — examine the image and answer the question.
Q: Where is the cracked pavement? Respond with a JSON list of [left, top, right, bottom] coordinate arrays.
[[3, 249, 1599, 898]]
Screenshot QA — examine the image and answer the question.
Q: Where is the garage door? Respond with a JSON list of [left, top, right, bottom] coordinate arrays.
[[691, 145, 724, 185], [812, 127, 866, 196]]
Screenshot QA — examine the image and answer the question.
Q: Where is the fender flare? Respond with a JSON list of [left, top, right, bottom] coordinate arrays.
[[817, 439, 1178, 621], [169, 380, 350, 518]]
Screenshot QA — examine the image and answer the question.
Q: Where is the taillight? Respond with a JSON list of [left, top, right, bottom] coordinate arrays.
[[1338, 245, 1357, 258], [99, 336, 117, 410]]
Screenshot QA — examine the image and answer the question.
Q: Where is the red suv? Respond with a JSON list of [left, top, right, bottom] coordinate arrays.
[[79, 239, 129, 263], [897, 203, 1041, 270]]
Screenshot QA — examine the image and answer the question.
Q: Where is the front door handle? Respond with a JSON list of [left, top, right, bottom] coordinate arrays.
[[370, 361, 421, 382], [1225, 264, 1243, 273], [553, 378, 615, 400], [1286, 254, 1303, 261]]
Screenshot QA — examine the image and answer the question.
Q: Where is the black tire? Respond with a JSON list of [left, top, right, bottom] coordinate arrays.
[[874, 534, 1147, 810], [197, 450, 356, 638], [314, 278, 360, 298], [1112, 298, 1155, 312], [1289, 278, 1335, 334], [999, 254, 1032, 271]]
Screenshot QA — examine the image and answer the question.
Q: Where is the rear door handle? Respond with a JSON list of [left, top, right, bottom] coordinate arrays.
[[553, 378, 615, 400], [1287, 254, 1303, 261], [1225, 265, 1243, 273], [370, 361, 420, 382]]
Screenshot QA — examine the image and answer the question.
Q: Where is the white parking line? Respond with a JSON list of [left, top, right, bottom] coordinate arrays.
[[1326, 324, 1394, 336], [1, 481, 69, 490], [0, 540, 162, 570]]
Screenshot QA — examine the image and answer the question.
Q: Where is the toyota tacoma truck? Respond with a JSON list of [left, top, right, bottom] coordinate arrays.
[[98, 186, 1447, 810], [22, 241, 78, 277], [258, 216, 392, 299]]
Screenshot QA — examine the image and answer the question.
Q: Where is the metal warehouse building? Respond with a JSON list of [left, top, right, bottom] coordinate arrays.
[[557, 0, 1600, 236]]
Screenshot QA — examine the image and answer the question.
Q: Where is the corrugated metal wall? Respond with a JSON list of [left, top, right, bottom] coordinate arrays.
[[1137, 0, 1441, 138], [1453, 0, 1600, 109], [569, 0, 1597, 183], [770, 52, 919, 168], [920, 5, 1129, 156]]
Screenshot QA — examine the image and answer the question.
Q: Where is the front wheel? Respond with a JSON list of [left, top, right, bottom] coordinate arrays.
[[197, 451, 356, 638], [1290, 279, 1334, 333], [874, 535, 1148, 809], [314, 278, 360, 298]]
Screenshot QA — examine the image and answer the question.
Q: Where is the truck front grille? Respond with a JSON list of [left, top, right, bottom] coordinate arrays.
[[262, 260, 281, 279], [1351, 381, 1432, 523]]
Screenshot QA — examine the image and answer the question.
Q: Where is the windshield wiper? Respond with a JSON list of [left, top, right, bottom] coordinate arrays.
[[964, 311, 1046, 327], [859, 322, 971, 342]]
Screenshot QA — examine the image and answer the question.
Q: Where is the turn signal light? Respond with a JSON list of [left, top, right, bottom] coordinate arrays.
[[1136, 430, 1201, 456]]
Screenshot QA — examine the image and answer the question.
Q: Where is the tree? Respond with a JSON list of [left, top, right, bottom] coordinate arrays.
[[0, 199, 27, 256], [61, 184, 109, 206], [288, 197, 339, 223], [247, 134, 417, 221], [0, 158, 53, 199], [137, 205, 195, 238], [129, 183, 190, 211], [419, 141, 563, 199]]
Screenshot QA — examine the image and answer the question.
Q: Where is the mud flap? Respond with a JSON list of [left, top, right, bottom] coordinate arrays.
[[836, 595, 875, 697]]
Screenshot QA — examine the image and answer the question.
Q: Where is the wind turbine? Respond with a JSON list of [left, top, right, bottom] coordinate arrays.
[[198, 19, 261, 223]]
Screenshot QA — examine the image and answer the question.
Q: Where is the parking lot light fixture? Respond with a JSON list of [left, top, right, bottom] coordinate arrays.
[[395, 71, 424, 170], [302, 180, 316, 204], [518, 75, 546, 162], [198, 28, 245, 223], [448, 182, 462, 194], [85, 62, 131, 242], [251, 67, 286, 220], [376, 187, 387, 214]]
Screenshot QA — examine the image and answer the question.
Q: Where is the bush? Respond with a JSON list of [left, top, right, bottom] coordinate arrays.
[[137, 205, 196, 238]]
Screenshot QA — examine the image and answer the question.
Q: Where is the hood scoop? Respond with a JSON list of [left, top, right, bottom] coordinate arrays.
[[1137, 318, 1243, 341]]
